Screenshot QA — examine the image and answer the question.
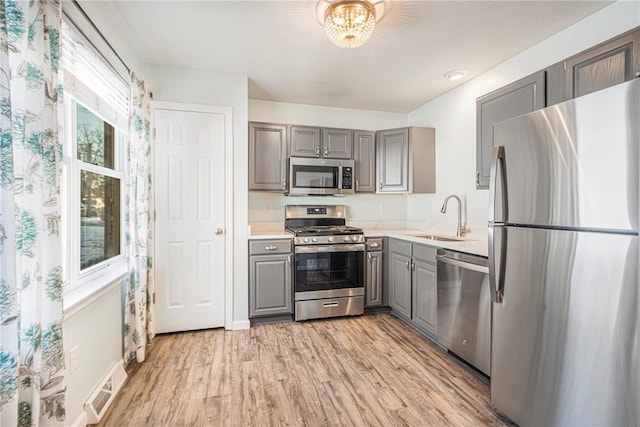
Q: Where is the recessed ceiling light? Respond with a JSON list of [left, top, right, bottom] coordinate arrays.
[[444, 70, 467, 81]]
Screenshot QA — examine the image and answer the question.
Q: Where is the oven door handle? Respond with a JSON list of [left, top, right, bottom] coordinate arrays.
[[295, 244, 365, 253]]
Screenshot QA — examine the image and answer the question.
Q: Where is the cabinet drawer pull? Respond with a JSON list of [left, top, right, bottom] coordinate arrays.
[[369, 242, 379, 248], [323, 301, 339, 308], [265, 245, 278, 251]]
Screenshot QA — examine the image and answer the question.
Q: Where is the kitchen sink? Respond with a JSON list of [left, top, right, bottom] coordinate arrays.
[[410, 234, 477, 242], [414, 235, 462, 242]]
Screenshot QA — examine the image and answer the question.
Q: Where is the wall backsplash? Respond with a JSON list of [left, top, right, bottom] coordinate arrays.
[[249, 192, 408, 224]]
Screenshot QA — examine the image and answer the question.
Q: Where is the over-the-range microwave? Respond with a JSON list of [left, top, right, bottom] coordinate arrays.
[[287, 157, 355, 196]]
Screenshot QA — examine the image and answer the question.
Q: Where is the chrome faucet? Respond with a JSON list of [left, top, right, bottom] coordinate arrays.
[[440, 194, 466, 237]]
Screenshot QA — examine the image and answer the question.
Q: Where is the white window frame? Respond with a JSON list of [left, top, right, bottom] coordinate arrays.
[[61, 19, 130, 314], [62, 96, 127, 313]]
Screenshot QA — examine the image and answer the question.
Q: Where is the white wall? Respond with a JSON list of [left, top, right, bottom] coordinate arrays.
[[406, 0, 640, 229], [248, 100, 408, 224], [143, 65, 250, 328], [63, 284, 122, 425]]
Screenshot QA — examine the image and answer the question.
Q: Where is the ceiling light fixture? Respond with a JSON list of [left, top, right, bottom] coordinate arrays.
[[444, 70, 467, 81], [324, 0, 376, 49]]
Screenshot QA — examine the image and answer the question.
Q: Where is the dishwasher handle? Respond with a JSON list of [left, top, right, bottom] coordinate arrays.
[[436, 254, 489, 275]]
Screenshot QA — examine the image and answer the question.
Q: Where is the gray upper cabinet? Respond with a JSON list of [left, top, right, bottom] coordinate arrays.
[[353, 130, 376, 192], [289, 125, 321, 158], [322, 128, 353, 159], [290, 126, 353, 159], [476, 70, 545, 189], [549, 28, 640, 106], [376, 127, 435, 194], [249, 122, 288, 191], [249, 239, 293, 318]]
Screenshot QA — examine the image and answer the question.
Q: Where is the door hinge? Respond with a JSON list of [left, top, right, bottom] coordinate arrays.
[[153, 127, 156, 139]]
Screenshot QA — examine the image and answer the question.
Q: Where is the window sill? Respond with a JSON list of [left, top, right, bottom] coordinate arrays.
[[64, 260, 127, 318]]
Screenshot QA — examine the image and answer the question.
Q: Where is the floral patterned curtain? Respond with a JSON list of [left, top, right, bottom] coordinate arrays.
[[123, 72, 154, 364], [0, 0, 66, 425]]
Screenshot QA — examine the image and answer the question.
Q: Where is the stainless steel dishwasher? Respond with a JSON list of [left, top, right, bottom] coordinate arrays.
[[436, 249, 491, 376]]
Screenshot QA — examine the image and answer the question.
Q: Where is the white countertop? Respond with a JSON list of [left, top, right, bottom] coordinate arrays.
[[248, 223, 488, 257], [361, 229, 488, 257]]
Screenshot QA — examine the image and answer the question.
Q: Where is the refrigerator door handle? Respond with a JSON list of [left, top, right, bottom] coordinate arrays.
[[488, 145, 507, 224], [488, 224, 505, 303]]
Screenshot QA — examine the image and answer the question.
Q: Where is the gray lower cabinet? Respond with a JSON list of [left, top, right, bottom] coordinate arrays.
[[376, 127, 435, 194], [249, 122, 288, 191], [476, 70, 546, 189], [354, 130, 376, 192], [411, 245, 437, 334], [249, 239, 293, 318], [388, 239, 437, 335], [389, 239, 412, 318], [365, 238, 385, 307], [549, 28, 640, 106]]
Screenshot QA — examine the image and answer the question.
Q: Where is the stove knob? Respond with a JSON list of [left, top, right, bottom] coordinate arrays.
[[328, 237, 334, 242], [344, 236, 351, 242], [303, 237, 310, 243], [312, 237, 318, 243]]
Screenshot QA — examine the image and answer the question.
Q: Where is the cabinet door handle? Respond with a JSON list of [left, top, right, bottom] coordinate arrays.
[[265, 245, 277, 251], [355, 180, 359, 192], [411, 261, 415, 271], [215, 228, 223, 235], [324, 147, 328, 156], [405, 260, 410, 270], [379, 182, 383, 190], [315, 146, 320, 157], [282, 178, 286, 188], [287, 254, 292, 265], [476, 171, 480, 185], [367, 253, 372, 262]]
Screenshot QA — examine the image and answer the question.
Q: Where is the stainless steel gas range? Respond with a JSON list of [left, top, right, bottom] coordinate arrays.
[[285, 205, 365, 321]]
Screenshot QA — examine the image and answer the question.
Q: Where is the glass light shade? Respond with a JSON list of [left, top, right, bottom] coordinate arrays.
[[324, 0, 376, 49]]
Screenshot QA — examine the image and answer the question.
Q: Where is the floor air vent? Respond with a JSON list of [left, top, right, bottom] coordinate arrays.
[[84, 361, 127, 424]]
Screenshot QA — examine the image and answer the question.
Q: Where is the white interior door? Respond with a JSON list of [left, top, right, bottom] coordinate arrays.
[[153, 105, 226, 333]]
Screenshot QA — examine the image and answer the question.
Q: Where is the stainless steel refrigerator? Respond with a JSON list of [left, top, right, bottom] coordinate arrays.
[[489, 78, 639, 426]]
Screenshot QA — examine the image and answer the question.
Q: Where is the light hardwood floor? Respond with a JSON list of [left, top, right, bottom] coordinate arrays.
[[98, 313, 509, 426]]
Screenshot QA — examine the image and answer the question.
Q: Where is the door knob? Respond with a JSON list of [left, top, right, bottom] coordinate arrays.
[[215, 228, 223, 235]]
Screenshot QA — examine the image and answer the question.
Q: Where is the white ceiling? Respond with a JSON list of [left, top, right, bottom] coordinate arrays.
[[79, 0, 611, 113]]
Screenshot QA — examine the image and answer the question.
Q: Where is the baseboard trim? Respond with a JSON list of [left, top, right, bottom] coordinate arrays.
[[231, 320, 250, 330], [69, 410, 88, 427]]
